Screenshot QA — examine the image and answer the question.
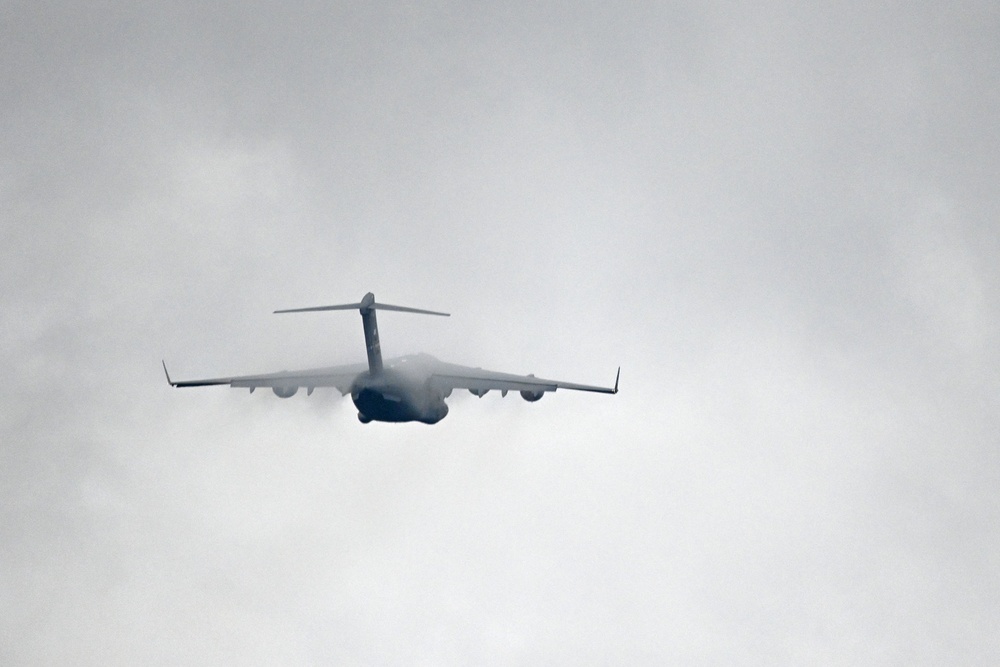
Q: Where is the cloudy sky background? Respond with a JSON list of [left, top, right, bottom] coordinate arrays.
[[2, 1, 999, 663]]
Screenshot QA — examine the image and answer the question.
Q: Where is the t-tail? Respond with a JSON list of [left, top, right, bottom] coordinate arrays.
[[274, 292, 449, 374]]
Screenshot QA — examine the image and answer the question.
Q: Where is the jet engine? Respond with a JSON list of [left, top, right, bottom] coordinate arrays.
[[273, 385, 298, 398], [422, 401, 449, 424], [520, 389, 544, 402]]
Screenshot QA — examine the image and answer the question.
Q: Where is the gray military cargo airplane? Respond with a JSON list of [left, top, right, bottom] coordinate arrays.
[[164, 292, 618, 424]]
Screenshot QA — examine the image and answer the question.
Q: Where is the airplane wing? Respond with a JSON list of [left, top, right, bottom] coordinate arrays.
[[162, 360, 368, 395], [428, 360, 619, 396]]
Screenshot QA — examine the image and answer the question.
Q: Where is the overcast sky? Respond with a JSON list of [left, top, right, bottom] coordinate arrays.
[[2, 2, 999, 664]]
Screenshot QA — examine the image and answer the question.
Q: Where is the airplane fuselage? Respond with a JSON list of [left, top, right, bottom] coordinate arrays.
[[350, 362, 449, 424]]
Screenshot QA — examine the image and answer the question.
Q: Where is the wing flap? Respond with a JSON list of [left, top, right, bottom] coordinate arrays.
[[432, 374, 558, 393], [430, 364, 618, 395], [165, 362, 367, 395]]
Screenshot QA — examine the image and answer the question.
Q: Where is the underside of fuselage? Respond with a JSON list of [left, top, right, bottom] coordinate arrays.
[[350, 369, 449, 424]]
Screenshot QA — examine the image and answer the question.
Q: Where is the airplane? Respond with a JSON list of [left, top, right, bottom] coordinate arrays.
[[163, 292, 619, 424]]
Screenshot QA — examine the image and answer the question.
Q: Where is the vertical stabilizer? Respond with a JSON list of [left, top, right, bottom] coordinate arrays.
[[358, 293, 383, 373]]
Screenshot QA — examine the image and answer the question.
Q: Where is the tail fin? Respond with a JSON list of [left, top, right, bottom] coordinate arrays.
[[274, 292, 449, 374]]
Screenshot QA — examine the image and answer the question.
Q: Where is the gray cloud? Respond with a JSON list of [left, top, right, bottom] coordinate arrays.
[[2, 1, 998, 664]]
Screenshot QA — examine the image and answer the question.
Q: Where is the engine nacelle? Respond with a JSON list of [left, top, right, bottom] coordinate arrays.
[[273, 385, 298, 398], [421, 401, 449, 424], [520, 389, 544, 402]]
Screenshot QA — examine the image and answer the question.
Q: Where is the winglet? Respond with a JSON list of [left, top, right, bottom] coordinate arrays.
[[613, 366, 620, 394], [162, 360, 176, 387]]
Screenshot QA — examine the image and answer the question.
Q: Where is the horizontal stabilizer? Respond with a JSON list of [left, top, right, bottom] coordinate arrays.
[[274, 302, 363, 314], [371, 303, 449, 316], [275, 292, 448, 317]]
